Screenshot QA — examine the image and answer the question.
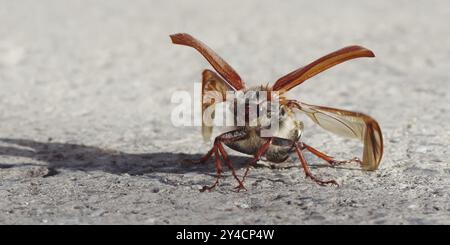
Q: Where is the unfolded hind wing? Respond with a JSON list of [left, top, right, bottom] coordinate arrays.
[[294, 102, 383, 170]]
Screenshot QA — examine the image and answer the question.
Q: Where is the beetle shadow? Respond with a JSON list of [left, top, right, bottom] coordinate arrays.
[[0, 138, 363, 181], [0, 138, 251, 177]]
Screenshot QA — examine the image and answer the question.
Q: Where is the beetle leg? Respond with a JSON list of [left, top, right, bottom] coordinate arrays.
[[214, 130, 249, 191], [241, 137, 295, 187], [191, 129, 248, 192], [184, 129, 247, 165], [295, 142, 339, 186], [200, 148, 223, 192], [302, 143, 363, 166], [216, 142, 246, 192], [184, 146, 216, 164], [236, 138, 273, 191], [240, 138, 273, 186]]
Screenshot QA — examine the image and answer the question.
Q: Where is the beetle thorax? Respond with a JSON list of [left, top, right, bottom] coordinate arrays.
[[230, 85, 287, 130]]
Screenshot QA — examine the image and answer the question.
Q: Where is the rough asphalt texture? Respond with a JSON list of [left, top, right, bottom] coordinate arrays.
[[0, 0, 449, 224]]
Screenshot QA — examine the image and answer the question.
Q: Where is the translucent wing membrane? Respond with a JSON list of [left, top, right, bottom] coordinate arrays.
[[170, 33, 245, 90], [293, 102, 383, 170], [272, 46, 375, 92], [201, 70, 233, 141]]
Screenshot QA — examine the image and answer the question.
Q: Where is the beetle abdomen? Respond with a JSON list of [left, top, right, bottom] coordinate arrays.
[[224, 117, 303, 163]]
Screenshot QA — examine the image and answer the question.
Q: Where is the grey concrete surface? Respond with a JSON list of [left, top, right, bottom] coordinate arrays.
[[0, 0, 449, 224]]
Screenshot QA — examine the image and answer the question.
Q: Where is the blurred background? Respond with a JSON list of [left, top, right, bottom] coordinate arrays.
[[0, 0, 449, 224]]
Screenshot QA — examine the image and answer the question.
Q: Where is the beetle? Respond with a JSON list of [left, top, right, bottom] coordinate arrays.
[[170, 33, 383, 192]]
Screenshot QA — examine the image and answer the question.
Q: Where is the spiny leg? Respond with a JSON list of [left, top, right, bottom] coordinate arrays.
[[200, 148, 223, 192], [302, 143, 362, 166], [191, 129, 248, 192], [240, 138, 273, 187], [213, 130, 249, 191], [240, 137, 295, 190], [241, 138, 339, 187], [216, 142, 246, 192], [184, 146, 216, 164], [295, 142, 339, 186], [185, 129, 247, 165]]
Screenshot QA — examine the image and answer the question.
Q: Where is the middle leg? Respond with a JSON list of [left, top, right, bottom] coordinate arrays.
[[240, 137, 295, 188], [238, 137, 273, 191]]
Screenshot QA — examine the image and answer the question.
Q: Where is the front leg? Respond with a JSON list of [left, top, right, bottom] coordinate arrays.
[[240, 137, 293, 185], [189, 129, 249, 192]]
